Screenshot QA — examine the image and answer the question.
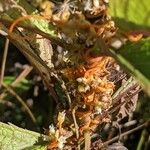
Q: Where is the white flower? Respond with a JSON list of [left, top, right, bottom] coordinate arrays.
[[76, 77, 87, 84], [49, 124, 55, 134], [58, 136, 67, 149], [58, 111, 66, 125], [95, 106, 102, 114]]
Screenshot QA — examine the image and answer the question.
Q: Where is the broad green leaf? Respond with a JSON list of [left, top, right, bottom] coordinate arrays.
[[109, 38, 150, 96], [109, 0, 150, 31], [0, 122, 48, 150], [109, 0, 150, 95], [119, 38, 150, 79]]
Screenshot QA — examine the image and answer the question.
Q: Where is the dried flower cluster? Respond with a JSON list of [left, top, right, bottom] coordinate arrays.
[[0, 0, 144, 150], [45, 0, 117, 149], [2, 0, 118, 149], [6, 0, 117, 149]]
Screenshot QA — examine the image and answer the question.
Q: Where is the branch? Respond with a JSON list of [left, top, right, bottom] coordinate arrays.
[[0, 38, 9, 88], [100, 120, 150, 148], [2, 83, 36, 123]]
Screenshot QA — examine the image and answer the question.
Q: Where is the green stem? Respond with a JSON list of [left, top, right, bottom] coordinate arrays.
[[137, 129, 148, 150]]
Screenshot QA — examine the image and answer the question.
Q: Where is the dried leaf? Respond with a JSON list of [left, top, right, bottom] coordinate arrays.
[[113, 85, 140, 123], [36, 37, 54, 68]]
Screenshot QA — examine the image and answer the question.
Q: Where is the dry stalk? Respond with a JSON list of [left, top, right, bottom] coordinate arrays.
[[0, 65, 33, 100], [0, 38, 10, 88], [2, 83, 36, 123], [100, 120, 150, 148]]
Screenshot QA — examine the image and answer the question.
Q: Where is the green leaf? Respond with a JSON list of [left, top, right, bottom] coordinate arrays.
[[0, 0, 57, 38], [109, 0, 150, 31], [0, 122, 48, 150], [119, 38, 150, 79], [109, 38, 150, 96], [4, 76, 32, 91]]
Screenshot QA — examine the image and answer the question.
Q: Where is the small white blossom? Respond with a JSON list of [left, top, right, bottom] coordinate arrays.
[[58, 111, 66, 124], [58, 136, 67, 149], [95, 106, 102, 114], [84, 85, 90, 92], [76, 77, 83, 83], [49, 124, 55, 134], [76, 77, 87, 84]]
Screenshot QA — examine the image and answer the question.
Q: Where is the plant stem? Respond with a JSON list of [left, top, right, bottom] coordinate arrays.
[[0, 38, 9, 88], [100, 120, 150, 148], [2, 83, 36, 123], [137, 129, 148, 150]]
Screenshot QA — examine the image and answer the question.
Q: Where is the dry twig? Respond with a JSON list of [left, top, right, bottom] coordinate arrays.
[[100, 120, 150, 148], [0, 38, 9, 88], [0, 65, 33, 100], [2, 83, 36, 123]]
